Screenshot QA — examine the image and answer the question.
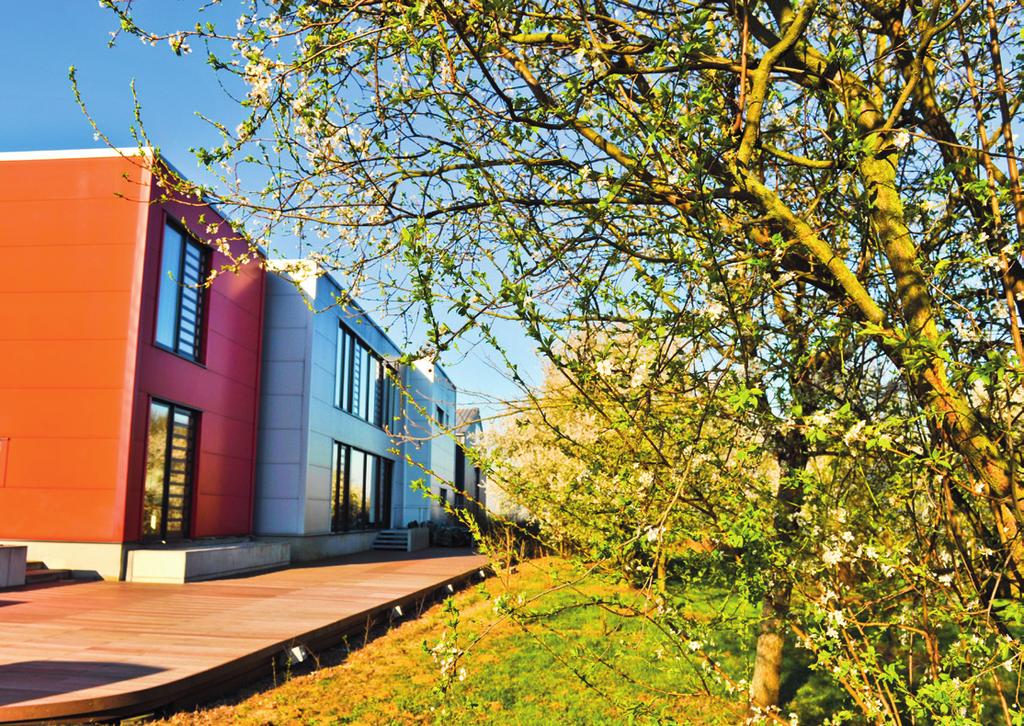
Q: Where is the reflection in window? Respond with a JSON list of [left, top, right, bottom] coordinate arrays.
[[335, 322, 398, 428], [349, 449, 366, 529], [142, 400, 197, 540], [331, 441, 393, 531], [155, 221, 208, 361]]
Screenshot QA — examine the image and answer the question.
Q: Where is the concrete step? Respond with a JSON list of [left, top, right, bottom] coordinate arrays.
[[126, 541, 291, 584], [372, 530, 411, 552], [25, 568, 72, 585]]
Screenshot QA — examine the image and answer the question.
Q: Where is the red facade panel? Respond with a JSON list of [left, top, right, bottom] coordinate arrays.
[[122, 179, 265, 542]]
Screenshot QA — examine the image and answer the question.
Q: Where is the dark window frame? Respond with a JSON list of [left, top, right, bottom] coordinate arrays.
[[334, 322, 399, 429], [142, 398, 200, 542], [330, 441, 394, 532], [154, 217, 210, 364]]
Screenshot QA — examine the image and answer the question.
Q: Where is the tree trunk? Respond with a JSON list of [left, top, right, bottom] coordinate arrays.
[[748, 428, 807, 714], [750, 582, 793, 712]]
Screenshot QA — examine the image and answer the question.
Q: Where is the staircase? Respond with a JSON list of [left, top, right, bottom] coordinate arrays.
[[372, 527, 430, 552], [25, 561, 72, 586], [372, 530, 412, 551]]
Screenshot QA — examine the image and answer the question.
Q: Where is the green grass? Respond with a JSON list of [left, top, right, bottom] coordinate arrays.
[[158, 558, 750, 725]]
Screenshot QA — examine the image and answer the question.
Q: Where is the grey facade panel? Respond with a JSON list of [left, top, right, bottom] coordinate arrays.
[[255, 266, 459, 547]]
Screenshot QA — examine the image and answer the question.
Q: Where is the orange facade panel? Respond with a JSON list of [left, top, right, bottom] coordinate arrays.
[[0, 487, 124, 542], [0, 152, 265, 549], [0, 154, 149, 543], [3, 438, 122, 490], [0, 244, 136, 293], [0, 291, 137, 341], [0, 156, 148, 201], [0, 340, 130, 389], [0, 388, 125, 440]]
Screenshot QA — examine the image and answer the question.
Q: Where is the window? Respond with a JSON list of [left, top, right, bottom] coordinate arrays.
[[142, 400, 198, 541], [156, 221, 208, 361], [455, 445, 466, 493], [436, 406, 447, 428], [335, 323, 399, 428], [331, 441, 394, 531]]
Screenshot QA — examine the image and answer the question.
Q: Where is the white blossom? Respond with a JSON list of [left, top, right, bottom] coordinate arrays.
[[822, 547, 843, 566]]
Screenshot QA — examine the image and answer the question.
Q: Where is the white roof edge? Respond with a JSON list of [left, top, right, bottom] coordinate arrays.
[[0, 147, 154, 162]]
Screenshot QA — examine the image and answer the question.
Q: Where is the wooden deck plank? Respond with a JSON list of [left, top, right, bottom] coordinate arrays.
[[0, 547, 486, 721]]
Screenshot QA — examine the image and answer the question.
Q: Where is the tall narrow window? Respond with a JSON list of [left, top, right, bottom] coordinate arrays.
[[379, 459, 394, 525], [350, 340, 363, 414], [331, 441, 347, 532], [379, 365, 394, 428], [349, 449, 367, 529], [155, 221, 208, 361], [366, 355, 380, 423], [142, 400, 198, 541], [335, 329, 350, 410]]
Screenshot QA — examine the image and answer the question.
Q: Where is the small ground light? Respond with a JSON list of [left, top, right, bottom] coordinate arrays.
[[393, 605, 403, 617], [285, 644, 309, 665], [446, 583, 455, 593], [478, 570, 486, 579]]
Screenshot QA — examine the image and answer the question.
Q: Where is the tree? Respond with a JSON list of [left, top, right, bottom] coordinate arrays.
[[97, 0, 1024, 720]]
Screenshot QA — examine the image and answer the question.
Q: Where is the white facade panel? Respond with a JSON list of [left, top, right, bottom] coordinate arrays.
[[264, 326, 308, 360], [256, 463, 303, 500], [254, 497, 303, 535], [254, 272, 312, 538], [259, 394, 305, 431], [262, 359, 306, 397], [305, 460, 332, 502], [258, 428, 305, 465], [264, 280, 313, 329]]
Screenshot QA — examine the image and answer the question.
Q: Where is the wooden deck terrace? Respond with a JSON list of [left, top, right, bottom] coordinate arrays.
[[0, 547, 487, 723]]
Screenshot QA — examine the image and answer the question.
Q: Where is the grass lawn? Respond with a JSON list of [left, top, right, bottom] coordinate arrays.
[[157, 557, 749, 725]]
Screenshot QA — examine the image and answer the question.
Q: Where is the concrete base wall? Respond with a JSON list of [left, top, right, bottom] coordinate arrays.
[[0, 540, 124, 580], [0, 545, 27, 588], [408, 528, 430, 552], [259, 531, 379, 562], [126, 542, 291, 584]]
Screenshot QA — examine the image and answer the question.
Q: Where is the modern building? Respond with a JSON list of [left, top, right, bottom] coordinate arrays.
[[454, 407, 486, 521], [254, 262, 457, 560], [0, 148, 268, 580]]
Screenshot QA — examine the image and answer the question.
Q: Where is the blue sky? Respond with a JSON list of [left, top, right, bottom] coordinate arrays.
[[0, 1, 538, 415]]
